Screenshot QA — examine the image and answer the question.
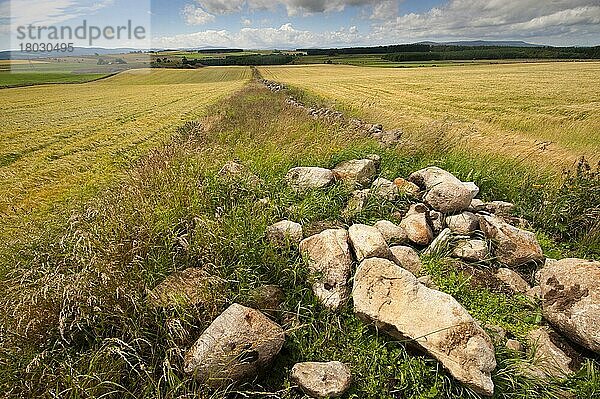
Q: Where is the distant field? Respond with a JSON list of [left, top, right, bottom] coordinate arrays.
[[0, 72, 107, 88], [261, 62, 600, 166], [0, 67, 250, 213]]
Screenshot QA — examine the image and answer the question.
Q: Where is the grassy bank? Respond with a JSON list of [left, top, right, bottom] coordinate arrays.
[[0, 79, 598, 398]]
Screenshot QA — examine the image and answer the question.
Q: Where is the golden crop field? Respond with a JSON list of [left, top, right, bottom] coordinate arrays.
[[0, 67, 250, 214], [261, 62, 600, 167]]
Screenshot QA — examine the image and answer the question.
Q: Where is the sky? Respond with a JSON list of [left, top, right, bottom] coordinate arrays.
[[1, 0, 600, 50]]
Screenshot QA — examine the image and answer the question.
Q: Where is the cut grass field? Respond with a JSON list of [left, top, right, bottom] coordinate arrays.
[[261, 62, 600, 167], [0, 67, 598, 398], [0, 67, 251, 218]]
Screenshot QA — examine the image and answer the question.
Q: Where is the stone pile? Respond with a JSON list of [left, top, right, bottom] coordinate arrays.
[[153, 157, 599, 398]]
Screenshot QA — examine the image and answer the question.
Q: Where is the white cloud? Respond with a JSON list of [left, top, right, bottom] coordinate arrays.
[[241, 17, 252, 26], [182, 4, 215, 25], [370, 0, 398, 20], [192, 0, 384, 16]]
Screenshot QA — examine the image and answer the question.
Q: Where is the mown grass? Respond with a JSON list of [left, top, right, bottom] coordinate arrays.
[[0, 71, 108, 88], [0, 78, 598, 398], [260, 62, 600, 167]]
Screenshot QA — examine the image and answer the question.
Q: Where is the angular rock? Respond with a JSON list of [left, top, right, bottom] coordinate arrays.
[[148, 268, 225, 308], [389, 246, 423, 275], [446, 212, 480, 235], [400, 204, 434, 246], [495, 268, 531, 294], [184, 304, 285, 386], [287, 167, 335, 191], [393, 177, 421, 197], [348, 224, 391, 262], [342, 189, 370, 218], [540, 258, 600, 354], [299, 229, 353, 310], [479, 214, 544, 267], [525, 327, 581, 379], [374, 220, 408, 245], [353, 258, 496, 396], [469, 199, 486, 212], [408, 167, 476, 213], [332, 159, 376, 188], [463, 182, 480, 198], [291, 361, 352, 398], [452, 240, 489, 262], [266, 220, 303, 247], [371, 178, 399, 201]]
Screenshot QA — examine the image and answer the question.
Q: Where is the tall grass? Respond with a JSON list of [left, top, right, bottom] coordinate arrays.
[[0, 80, 598, 398]]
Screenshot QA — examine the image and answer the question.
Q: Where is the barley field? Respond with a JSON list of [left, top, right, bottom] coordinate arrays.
[[0, 67, 250, 214], [261, 62, 600, 167]]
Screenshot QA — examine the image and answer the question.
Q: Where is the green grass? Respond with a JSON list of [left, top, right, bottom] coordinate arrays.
[[0, 77, 598, 398], [0, 71, 108, 88]]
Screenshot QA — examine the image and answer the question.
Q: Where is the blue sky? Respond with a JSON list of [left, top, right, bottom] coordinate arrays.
[[1, 0, 599, 50]]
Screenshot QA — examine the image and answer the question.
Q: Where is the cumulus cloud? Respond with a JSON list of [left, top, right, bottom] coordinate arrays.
[[373, 0, 600, 44], [192, 0, 384, 16], [182, 4, 215, 25]]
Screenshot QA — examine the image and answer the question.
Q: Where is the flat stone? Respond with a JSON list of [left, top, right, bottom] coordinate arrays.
[[184, 304, 285, 387], [353, 258, 496, 395], [446, 212, 480, 235], [299, 229, 354, 310], [291, 361, 352, 398], [495, 268, 531, 294], [452, 240, 489, 262]]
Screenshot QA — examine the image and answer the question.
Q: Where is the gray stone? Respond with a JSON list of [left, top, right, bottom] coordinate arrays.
[[389, 245, 423, 275], [495, 268, 531, 294], [333, 159, 377, 188], [184, 304, 285, 387], [452, 240, 490, 262], [299, 229, 354, 310], [291, 361, 352, 398], [348, 224, 391, 262], [540, 258, 600, 354], [266, 220, 303, 247], [374, 220, 408, 245], [353, 258, 496, 396], [479, 214, 544, 267], [446, 212, 480, 235], [409, 167, 477, 213], [287, 167, 335, 191]]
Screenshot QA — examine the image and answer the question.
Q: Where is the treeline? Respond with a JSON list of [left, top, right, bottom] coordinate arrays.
[[383, 46, 600, 62], [299, 44, 430, 56], [184, 54, 296, 66]]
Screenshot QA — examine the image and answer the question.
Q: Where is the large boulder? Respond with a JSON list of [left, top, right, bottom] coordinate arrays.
[[400, 204, 434, 246], [348, 224, 391, 262], [374, 220, 408, 245], [478, 214, 544, 267], [408, 167, 476, 213], [299, 229, 354, 310], [353, 258, 496, 395], [148, 268, 225, 308], [291, 361, 352, 398], [389, 246, 423, 275], [287, 167, 335, 191], [184, 304, 285, 386], [332, 159, 376, 188], [266, 220, 303, 247], [540, 258, 600, 354], [524, 327, 581, 379]]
